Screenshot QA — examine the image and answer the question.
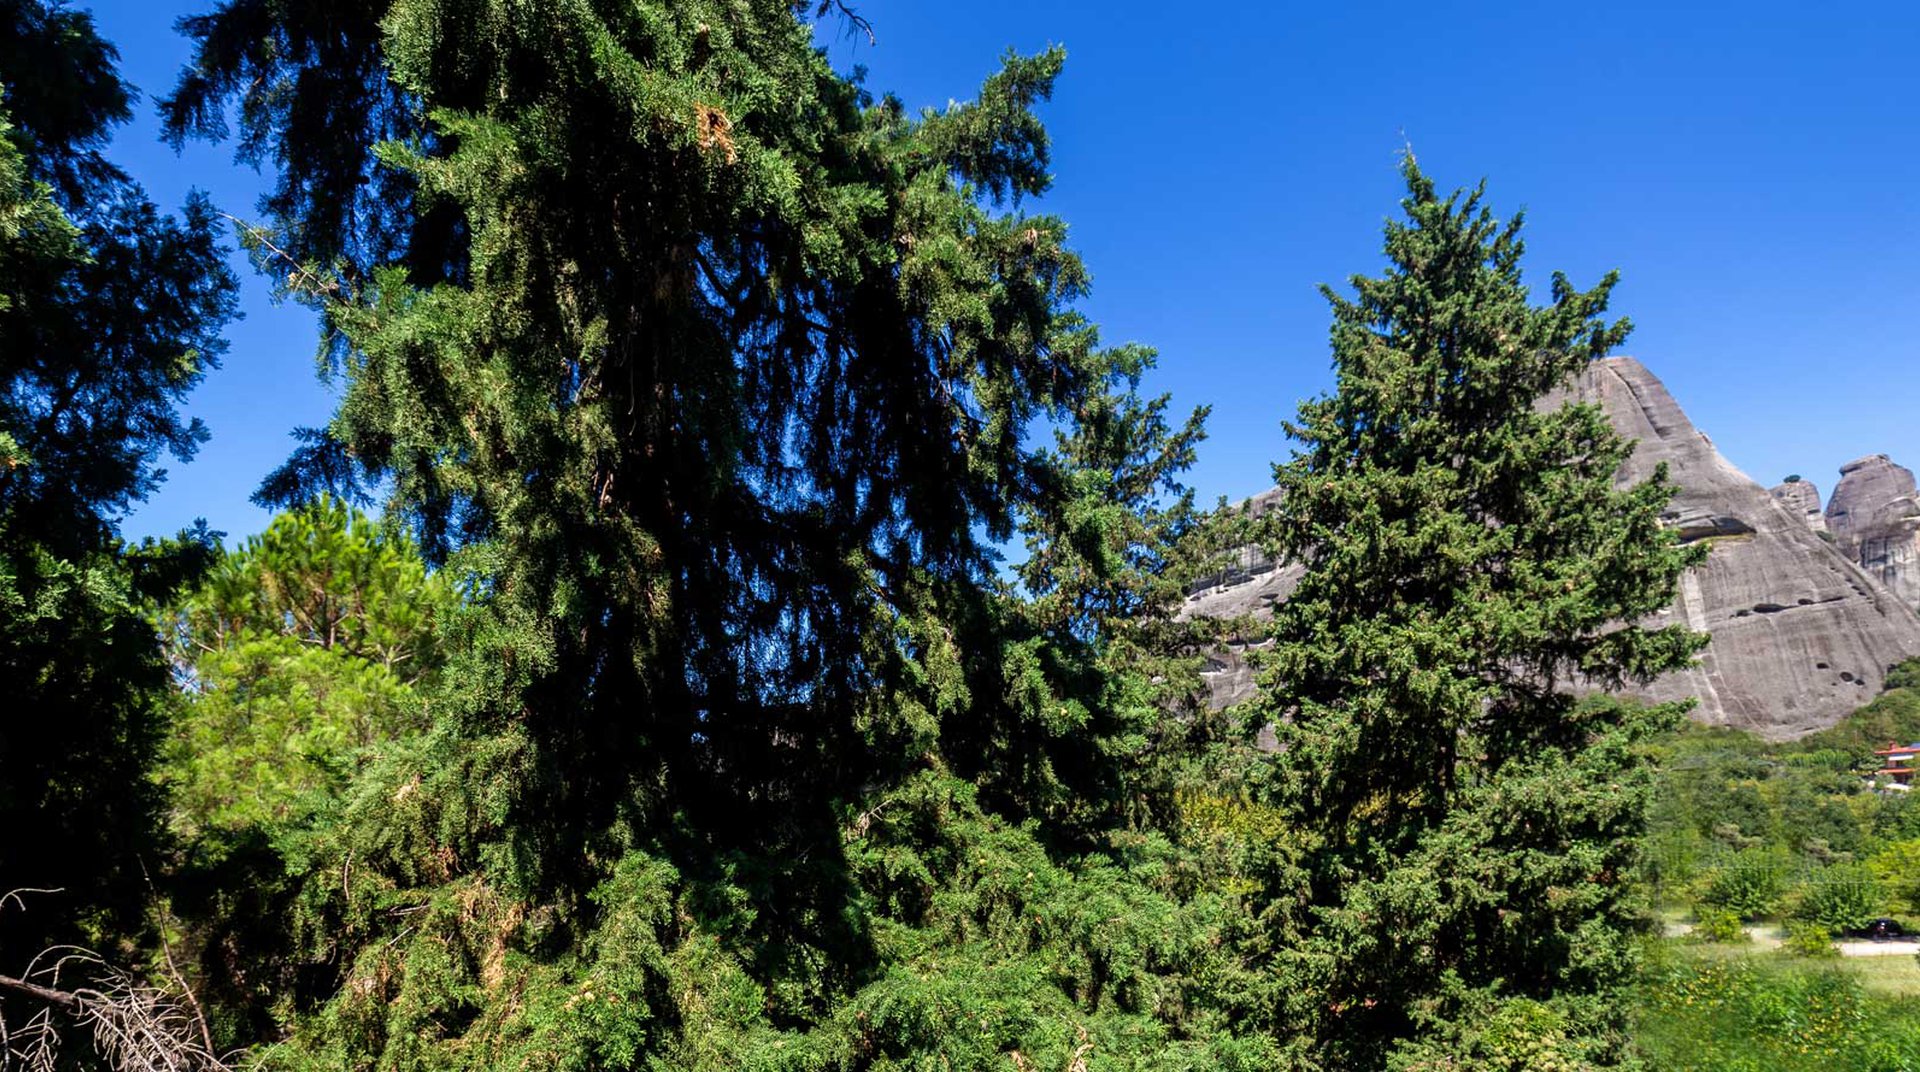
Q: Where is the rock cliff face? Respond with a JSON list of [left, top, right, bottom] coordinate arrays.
[[1562, 358, 1920, 737], [1826, 455, 1920, 613], [1178, 489, 1297, 712], [1770, 479, 1827, 536], [1180, 356, 1920, 739]]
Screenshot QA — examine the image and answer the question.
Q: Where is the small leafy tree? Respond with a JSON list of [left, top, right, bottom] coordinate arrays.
[[1869, 837, 1920, 915], [1690, 905, 1749, 944], [1698, 849, 1790, 920], [1793, 863, 1882, 935], [1781, 920, 1840, 958]]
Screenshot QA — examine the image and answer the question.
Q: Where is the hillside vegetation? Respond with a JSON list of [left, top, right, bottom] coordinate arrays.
[[1630, 660, 1920, 1071]]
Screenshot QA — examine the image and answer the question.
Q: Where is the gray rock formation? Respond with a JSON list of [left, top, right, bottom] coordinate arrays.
[[1826, 454, 1920, 613], [1180, 356, 1920, 739], [1769, 479, 1827, 536], [1179, 489, 1298, 712], [1563, 358, 1920, 737]]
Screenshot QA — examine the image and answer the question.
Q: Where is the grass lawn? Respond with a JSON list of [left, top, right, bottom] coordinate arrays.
[[1637, 938, 1920, 1069], [1678, 938, 1920, 994], [1836, 951, 1920, 997]]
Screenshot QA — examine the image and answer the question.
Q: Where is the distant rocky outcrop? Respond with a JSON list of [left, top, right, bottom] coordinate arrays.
[[1562, 358, 1920, 737], [1770, 478, 1827, 536], [1180, 356, 1920, 740], [1826, 454, 1920, 613], [1179, 489, 1296, 712]]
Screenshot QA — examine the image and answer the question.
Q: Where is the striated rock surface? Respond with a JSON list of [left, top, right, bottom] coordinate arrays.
[[1770, 479, 1827, 536], [1180, 356, 1920, 739], [1826, 454, 1920, 613], [1561, 358, 1920, 737], [1178, 489, 1298, 712]]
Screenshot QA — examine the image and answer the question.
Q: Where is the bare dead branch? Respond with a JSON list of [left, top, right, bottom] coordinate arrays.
[[811, 1, 875, 45], [0, 891, 237, 1071]]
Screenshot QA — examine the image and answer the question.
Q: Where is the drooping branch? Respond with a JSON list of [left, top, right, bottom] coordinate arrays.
[[809, 0, 875, 44]]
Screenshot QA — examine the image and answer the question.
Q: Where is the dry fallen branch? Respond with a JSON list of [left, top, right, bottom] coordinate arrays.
[[0, 953, 236, 1072], [0, 891, 236, 1072]]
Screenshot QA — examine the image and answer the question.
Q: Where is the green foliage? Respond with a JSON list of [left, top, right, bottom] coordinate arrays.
[[1888, 658, 1920, 694], [1795, 685, 1920, 761], [1697, 848, 1791, 920], [1781, 920, 1841, 958], [1868, 838, 1920, 917], [1637, 949, 1920, 1069], [160, 496, 456, 833], [1385, 994, 1606, 1072], [1633, 686, 1920, 1064], [0, 0, 235, 964], [1793, 864, 1883, 936], [1644, 718, 1900, 925], [159, 2, 1243, 1066], [0, 0, 1907, 1064], [1243, 157, 1703, 1067], [1691, 906, 1749, 944]]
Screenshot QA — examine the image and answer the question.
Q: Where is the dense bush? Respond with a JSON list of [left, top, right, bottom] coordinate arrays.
[[1691, 906, 1749, 944], [1781, 921, 1841, 958], [1794, 864, 1884, 935], [1698, 849, 1792, 920]]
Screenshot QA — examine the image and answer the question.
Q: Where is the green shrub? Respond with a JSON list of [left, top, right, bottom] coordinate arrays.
[[1793, 863, 1882, 934], [1698, 849, 1790, 920], [1690, 905, 1748, 944], [1781, 920, 1839, 958], [1889, 658, 1920, 693], [1637, 950, 1920, 1069]]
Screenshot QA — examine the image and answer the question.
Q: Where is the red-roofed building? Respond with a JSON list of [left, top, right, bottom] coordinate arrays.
[[1873, 741, 1920, 785]]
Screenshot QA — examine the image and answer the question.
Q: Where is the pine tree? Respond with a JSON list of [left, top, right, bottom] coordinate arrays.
[[0, 0, 235, 964], [1253, 157, 1705, 1068], [161, 496, 456, 835]]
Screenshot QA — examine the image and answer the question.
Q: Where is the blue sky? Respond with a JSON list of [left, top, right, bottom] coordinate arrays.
[[94, 0, 1920, 543]]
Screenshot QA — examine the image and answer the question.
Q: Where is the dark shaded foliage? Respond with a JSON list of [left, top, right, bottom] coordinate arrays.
[[0, 2, 236, 968]]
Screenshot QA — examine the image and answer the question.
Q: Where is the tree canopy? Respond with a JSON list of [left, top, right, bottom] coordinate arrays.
[[162, 496, 456, 833], [0, 0, 235, 966], [154, 2, 1240, 1067], [0, 4, 1737, 1069]]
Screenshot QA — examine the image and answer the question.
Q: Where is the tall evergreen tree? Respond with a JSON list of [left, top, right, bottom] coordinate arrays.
[[164, 4, 1249, 1066], [0, 0, 235, 963], [1251, 158, 1705, 1069]]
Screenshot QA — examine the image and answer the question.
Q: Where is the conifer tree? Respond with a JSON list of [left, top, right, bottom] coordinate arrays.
[[163, 4, 1250, 1066], [162, 496, 456, 835], [0, 0, 235, 964], [1252, 158, 1705, 1068]]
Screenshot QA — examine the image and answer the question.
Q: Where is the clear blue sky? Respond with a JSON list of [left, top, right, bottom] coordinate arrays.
[[95, 0, 1920, 543]]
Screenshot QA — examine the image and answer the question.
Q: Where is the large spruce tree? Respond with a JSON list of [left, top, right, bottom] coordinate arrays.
[[162, 3, 1256, 1066], [1248, 158, 1705, 1068]]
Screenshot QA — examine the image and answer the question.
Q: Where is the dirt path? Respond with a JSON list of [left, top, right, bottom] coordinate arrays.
[[1665, 921, 1919, 956], [1836, 939, 1920, 957]]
